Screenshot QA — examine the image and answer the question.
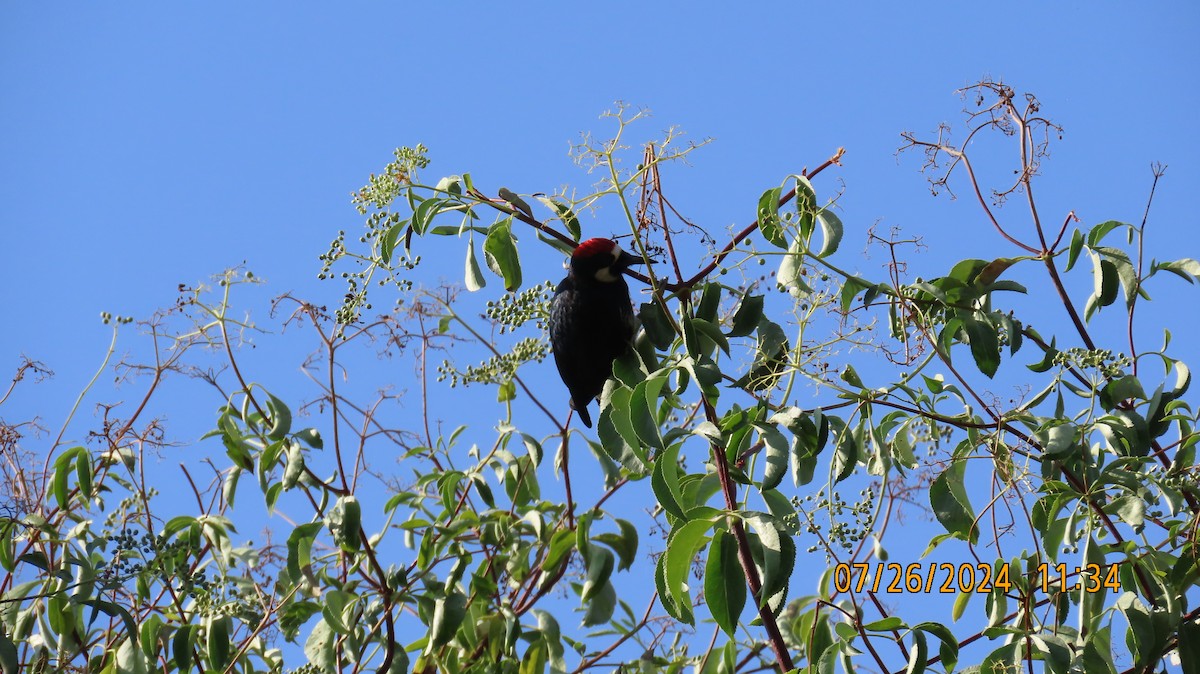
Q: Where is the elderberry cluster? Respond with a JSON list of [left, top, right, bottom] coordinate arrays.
[[101, 527, 200, 588], [100, 312, 134, 326], [316, 229, 348, 280], [800, 487, 877, 554], [1053, 347, 1131, 378], [484, 281, 555, 334], [351, 144, 430, 215], [437, 337, 549, 388]]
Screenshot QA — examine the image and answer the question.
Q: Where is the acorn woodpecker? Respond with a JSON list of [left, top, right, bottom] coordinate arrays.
[[549, 238, 647, 427]]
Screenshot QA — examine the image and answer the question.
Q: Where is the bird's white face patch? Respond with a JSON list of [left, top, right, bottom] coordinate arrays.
[[593, 244, 624, 283]]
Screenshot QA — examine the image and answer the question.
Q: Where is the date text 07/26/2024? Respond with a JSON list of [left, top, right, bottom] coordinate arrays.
[[832, 561, 1123, 595]]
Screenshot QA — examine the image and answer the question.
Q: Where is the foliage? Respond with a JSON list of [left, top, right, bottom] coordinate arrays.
[[2, 83, 1197, 674]]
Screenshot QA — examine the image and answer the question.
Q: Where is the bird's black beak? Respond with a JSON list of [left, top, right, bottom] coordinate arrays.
[[618, 249, 652, 268]]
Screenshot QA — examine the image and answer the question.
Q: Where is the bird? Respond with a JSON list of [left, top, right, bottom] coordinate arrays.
[[548, 238, 647, 427]]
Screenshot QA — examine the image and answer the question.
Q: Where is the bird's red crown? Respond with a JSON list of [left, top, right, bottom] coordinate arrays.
[[572, 237, 618, 260]]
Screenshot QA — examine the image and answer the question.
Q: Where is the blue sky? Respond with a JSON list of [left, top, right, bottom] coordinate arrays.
[[2, 2, 1198, 668], [3, 3, 1197, 365]]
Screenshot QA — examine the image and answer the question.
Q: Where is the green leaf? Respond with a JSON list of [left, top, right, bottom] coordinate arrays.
[[681, 314, 701, 358], [696, 282, 723, 323], [777, 236, 812, 298], [961, 315, 1000, 378], [1087, 220, 1127, 247], [464, 237, 486, 291], [505, 455, 540, 506], [532, 610, 565, 673], [580, 577, 616, 627], [304, 619, 337, 673], [975, 258, 1016, 287], [82, 598, 138, 648], [638, 302, 675, 350], [411, 197, 446, 234], [690, 317, 730, 357], [597, 384, 648, 474], [794, 175, 817, 228], [840, 276, 871, 312], [980, 642, 1020, 674], [704, 530, 745, 637], [761, 487, 799, 535], [265, 392, 293, 441], [746, 515, 793, 605], [930, 460, 977, 544], [520, 640, 548, 674], [1099, 375, 1145, 410], [541, 529, 577, 580], [75, 452, 93, 500], [948, 258, 989, 284], [222, 466, 242, 507], [580, 546, 615, 602], [286, 522, 323, 585], [282, 439, 305, 490], [584, 438, 622, 490], [632, 332, 660, 378], [53, 447, 80, 509], [0, 627, 15, 674], [655, 553, 681, 621], [815, 208, 843, 257], [430, 591, 467, 648], [685, 355, 723, 398], [115, 636, 149, 674], [535, 196, 581, 241], [756, 422, 789, 491], [651, 444, 688, 520], [171, 624, 194, 671], [593, 519, 639, 572], [497, 187, 533, 218], [913, 622, 958, 673], [611, 347, 645, 389], [739, 319, 789, 391], [808, 614, 836, 672], [840, 364, 863, 388], [1027, 336, 1058, 373], [137, 609, 166, 652], [497, 379, 517, 402], [864, 617, 906, 631], [904, 629, 928, 674], [1065, 229, 1084, 271], [1034, 422, 1077, 458], [484, 217, 522, 291], [0, 523, 14, 574], [379, 221, 405, 264], [279, 602, 321, 642], [1096, 246, 1138, 309], [664, 518, 716, 623], [1108, 494, 1145, 533], [783, 409, 828, 487], [630, 375, 667, 451], [831, 418, 858, 484], [1178, 617, 1200, 674], [296, 427, 323, 449], [951, 587, 971, 621], [206, 616, 231, 671], [1084, 251, 1119, 320], [757, 186, 786, 248], [1116, 594, 1154, 667], [727, 293, 764, 338], [327, 495, 362, 552], [321, 590, 358, 634], [1153, 257, 1200, 283]]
